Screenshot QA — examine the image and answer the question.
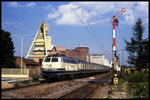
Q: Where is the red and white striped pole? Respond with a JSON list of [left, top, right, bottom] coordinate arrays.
[[113, 21, 117, 70], [111, 8, 126, 71], [111, 8, 126, 85]]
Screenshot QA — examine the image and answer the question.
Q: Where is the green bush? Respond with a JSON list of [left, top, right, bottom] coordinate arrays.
[[14, 81, 21, 88], [32, 74, 39, 82], [127, 72, 149, 98], [20, 80, 32, 85], [128, 72, 148, 83]]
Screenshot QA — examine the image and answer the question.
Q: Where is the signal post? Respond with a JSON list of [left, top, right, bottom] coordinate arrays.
[[111, 8, 126, 85]]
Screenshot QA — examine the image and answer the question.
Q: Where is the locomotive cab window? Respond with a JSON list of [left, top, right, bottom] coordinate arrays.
[[51, 58, 58, 62], [44, 58, 51, 62]]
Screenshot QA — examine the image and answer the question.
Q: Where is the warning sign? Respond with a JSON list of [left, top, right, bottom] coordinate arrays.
[[113, 74, 118, 85]]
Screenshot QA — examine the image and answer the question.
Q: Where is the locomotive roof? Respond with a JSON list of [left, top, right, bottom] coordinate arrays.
[[46, 54, 108, 67], [47, 54, 66, 57], [47, 54, 78, 60]]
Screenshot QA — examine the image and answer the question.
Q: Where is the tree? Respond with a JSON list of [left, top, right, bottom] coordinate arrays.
[[1, 29, 16, 68], [142, 38, 149, 68], [125, 18, 148, 71]]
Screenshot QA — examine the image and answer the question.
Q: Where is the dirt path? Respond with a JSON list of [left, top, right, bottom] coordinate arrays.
[[108, 81, 129, 99]]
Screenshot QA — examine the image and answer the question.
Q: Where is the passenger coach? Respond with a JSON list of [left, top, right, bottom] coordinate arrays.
[[42, 55, 110, 80]]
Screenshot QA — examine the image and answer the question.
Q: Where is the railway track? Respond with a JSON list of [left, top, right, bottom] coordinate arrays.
[[2, 71, 113, 99], [59, 82, 99, 99], [59, 71, 112, 99]]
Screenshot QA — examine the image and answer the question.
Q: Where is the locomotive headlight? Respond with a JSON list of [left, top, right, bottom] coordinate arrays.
[[49, 64, 52, 68], [46, 64, 52, 68]]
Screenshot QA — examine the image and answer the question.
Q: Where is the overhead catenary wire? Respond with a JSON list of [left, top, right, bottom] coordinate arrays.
[[2, 26, 32, 48], [66, 1, 112, 58], [2, 23, 32, 35], [2, 12, 75, 51], [3, 5, 106, 52], [75, 2, 105, 49], [66, 2, 104, 51], [2, 23, 34, 57], [75, 2, 113, 56], [3, 4, 113, 61], [3, 12, 37, 30]]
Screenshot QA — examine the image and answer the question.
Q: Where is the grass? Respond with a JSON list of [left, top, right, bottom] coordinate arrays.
[[116, 78, 126, 92], [14, 74, 41, 88], [127, 72, 149, 98], [118, 69, 149, 99]]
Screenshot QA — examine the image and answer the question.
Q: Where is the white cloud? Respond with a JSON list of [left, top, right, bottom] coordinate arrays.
[[135, 2, 148, 24], [47, 12, 59, 19], [8, 2, 21, 7], [136, 2, 148, 12], [46, 2, 148, 26], [46, 2, 115, 26], [7, 2, 36, 8], [122, 8, 135, 25], [25, 2, 36, 7], [47, 3, 81, 26], [42, 4, 52, 10], [55, 11, 80, 25]]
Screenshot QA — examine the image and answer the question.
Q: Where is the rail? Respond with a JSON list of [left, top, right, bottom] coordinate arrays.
[[58, 72, 113, 99]]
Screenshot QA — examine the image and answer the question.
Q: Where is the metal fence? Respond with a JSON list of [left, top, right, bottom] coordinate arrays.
[[1, 68, 29, 78]]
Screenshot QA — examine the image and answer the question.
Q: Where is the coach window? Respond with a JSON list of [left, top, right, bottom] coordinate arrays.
[[63, 59, 66, 63], [52, 58, 58, 62]]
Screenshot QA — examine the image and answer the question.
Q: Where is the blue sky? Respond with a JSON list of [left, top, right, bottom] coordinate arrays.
[[1, 1, 148, 66]]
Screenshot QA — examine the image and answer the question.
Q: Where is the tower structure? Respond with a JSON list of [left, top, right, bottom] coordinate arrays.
[[26, 22, 51, 63]]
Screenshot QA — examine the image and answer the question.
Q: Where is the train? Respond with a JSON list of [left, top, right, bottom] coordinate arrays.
[[42, 55, 110, 80]]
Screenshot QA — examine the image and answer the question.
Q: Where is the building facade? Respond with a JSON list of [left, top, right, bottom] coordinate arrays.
[[66, 47, 89, 61], [86, 54, 105, 65], [26, 22, 89, 63], [15, 57, 41, 77], [86, 54, 115, 69]]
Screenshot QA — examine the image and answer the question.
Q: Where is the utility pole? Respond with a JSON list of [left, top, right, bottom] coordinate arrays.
[[122, 49, 125, 66], [111, 8, 126, 85], [14, 34, 31, 75]]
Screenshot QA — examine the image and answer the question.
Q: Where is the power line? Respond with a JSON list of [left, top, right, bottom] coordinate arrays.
[[66, 2, 103, 50], [3, 12, 79, 50], [2, 24, 32, 35], [2, 24, 34, 55], [3, 12, 36, 30], [66, 1, 111, 55], [75, 2, 105, 49]]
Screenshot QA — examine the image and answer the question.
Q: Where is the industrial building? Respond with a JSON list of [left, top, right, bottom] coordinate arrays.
[[25, 22, 119, 73], [66, 47, 89, 61], [15, 57, 41, 77], [86, 54, 121, 70], [86, 54, 105, 65], [26, 22, 53, 64]]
